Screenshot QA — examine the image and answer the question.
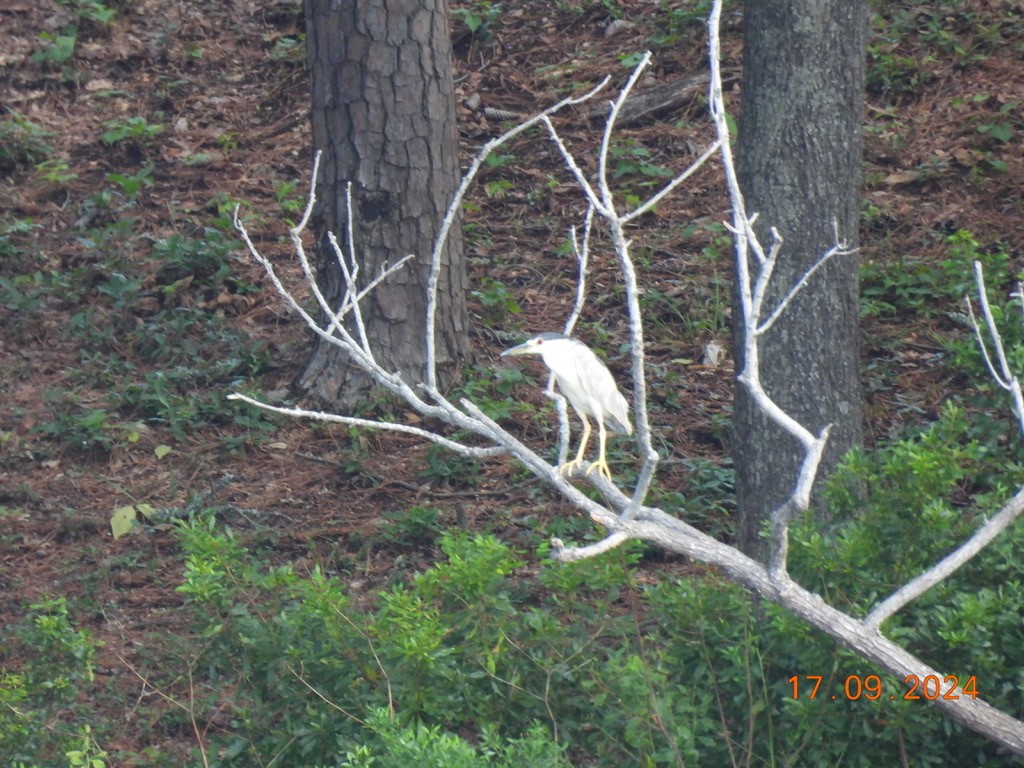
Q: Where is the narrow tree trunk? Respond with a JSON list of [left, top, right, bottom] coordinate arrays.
[[733, 0, 867, 560], [298, 0, 469, 409]]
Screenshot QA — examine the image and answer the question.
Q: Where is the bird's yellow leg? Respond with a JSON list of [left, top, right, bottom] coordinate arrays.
[[559, 415, 590, 476], [585, 415, 613, 481]]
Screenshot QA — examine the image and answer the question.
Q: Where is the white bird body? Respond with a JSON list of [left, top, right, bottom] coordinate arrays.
[[500, 332, 632, 480], [536, 340, 632, 435]]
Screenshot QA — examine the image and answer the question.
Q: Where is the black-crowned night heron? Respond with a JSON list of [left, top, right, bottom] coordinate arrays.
[[501, 332, 632, 481]]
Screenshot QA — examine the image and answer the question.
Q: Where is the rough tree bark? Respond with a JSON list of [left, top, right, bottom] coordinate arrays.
[[298, 0, 469, 408], [733, 0, 867, 560]]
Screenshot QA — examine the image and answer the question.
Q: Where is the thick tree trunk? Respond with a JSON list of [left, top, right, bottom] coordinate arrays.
[[298, 0, 469, 409], [733, 0, 867, 560]]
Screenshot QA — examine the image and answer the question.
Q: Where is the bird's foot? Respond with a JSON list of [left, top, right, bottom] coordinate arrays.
[[585, 458, 613, 482], [557, 458, 585, 477]]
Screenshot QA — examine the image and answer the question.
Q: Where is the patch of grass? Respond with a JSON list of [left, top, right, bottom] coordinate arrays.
[[31, 397, 140, 457], [7, 213, 273, 455]]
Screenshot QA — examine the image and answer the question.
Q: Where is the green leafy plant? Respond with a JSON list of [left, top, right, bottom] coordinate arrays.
[[977, 120, 1014, 144], [116, 349, 272, 442], [0, 113, 54, 170], [0, 597, 105, 766], [35, 157, 79, 186], [0, 271, 47, 314], [173, 510, 1021, 767], [173, 523, 641, 766], [31, 30, 78, 65], [29, 0, 116, 70], [149, 227, 241, 289], [96, 271, 143, 310], [340, 711, 567, 767], [471, 277, 521, 323], [104, 163, 154, 201], [418, 444, 481, 488], [61, 0, 117, 25], [100, 115, 164, 147], [215, 131, 239, 151], [451, 364, 530, 422], [608, 138, 674, 195], [860, 229, 1011, 318], [272, 178, 305, 216], [866, 47, 933, 97], [267, 34, 305, 62], [63, 725, 109, 768], [483, 178, 514, 198], [618, 51, 647, 68], [452, 1, 503, 40], [31, 400, 123, 455], [376, 505, 445, 548]]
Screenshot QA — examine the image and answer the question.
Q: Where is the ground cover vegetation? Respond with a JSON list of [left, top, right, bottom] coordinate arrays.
[[1, 0, 1024, 765]]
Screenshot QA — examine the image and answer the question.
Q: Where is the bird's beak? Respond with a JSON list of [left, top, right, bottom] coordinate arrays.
[[500, 342, 531, 357]]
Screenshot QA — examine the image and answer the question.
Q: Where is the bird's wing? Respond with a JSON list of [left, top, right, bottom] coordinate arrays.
[[579, 350, 633, 435]]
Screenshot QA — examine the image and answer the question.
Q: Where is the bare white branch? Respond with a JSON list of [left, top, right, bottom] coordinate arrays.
[[757, 237, 856, 337], [425, 77, 614, 393], [550, 532, 631, 562], [227, 393, 504, 459], [596, 51, 654, 216], [622, 139, 722, 224], [549, 209, 596, 467], [966, 261, 1024, 431], [865, 488, 1024, 629], [326, 229, 372, 358]]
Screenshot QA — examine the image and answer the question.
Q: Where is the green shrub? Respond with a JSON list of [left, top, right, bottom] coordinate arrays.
[[338, 711, 567, 767], [174, 472, 1024, 768], [0, 597, 105, 767], [174, 520, 645, 766]]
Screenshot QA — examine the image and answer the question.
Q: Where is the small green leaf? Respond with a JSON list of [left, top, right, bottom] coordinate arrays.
[[154, 444, 172, 459], [110, 505, 137, 540]]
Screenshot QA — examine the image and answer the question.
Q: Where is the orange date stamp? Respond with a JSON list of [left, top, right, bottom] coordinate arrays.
[[788, 674, 980, 701]]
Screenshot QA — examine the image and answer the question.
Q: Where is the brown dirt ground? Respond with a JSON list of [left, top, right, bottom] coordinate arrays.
[[2, 0, 1023, 760]]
